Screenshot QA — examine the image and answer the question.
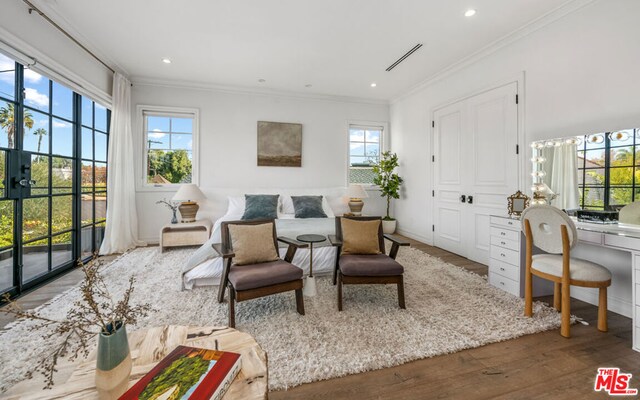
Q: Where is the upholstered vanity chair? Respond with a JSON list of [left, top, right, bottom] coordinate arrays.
[[521, 205, 612, 338], [329, 216, 409, 311], [619, 201, 640, 225], [213, 219, 307, 328]]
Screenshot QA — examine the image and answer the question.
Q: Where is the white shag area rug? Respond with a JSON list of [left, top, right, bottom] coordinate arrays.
[[0, 246, 564, 392]]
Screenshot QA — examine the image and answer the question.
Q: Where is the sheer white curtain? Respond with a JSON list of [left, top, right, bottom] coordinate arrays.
[[550, 143, 580, 210], [99, 73, 146, 254]]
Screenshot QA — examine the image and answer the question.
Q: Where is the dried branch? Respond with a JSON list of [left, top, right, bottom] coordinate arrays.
[[1, 255, 155, 389]]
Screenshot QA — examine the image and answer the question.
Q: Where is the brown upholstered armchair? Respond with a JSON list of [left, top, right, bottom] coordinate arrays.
[[213, 219, 307, 327], [329, 216, 410, 311]]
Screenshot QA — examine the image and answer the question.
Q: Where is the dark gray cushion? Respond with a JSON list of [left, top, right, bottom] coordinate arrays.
[[339, 254, 404, 276], [291, 195, 327, 218], [229, 260, 303, 290], [241, 194, 279, 220]]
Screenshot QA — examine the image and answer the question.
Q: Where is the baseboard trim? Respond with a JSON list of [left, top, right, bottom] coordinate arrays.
[[396, 228, 433, 246], [570, 286, 631, 318]]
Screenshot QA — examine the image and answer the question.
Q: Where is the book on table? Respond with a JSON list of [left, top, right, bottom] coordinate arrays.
[[119, 345, 241, 400]]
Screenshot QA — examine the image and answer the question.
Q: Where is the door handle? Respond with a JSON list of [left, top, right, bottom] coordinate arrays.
[[18, 179, 36, 187], [460, 195, 466, 203], [467, 195, 473, 204]]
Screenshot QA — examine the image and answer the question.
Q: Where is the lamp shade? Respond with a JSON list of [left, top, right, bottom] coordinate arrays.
[[347, 184, 369, 199], [172, 184, 206, 202]]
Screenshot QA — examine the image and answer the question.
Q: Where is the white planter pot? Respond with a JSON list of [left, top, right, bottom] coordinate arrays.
[[382, 219, 397, 234]]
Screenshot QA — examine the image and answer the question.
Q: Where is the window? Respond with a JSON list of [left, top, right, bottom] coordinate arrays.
[[348, 124, 383, 184], [141, 108, 198, 187], [577, 129, 639, 210]]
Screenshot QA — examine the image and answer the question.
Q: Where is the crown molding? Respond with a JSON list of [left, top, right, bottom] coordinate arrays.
[[390, 0, 599, 104], [130, 76, 391, 106], [29, 0, 129, 77]]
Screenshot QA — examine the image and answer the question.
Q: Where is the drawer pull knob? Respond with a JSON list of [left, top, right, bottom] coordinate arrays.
[[500, 267, 505, 271], [501, 241, 506, 245], [501, 232, 506, 236], [501, 253, 506, 257], [500, 282, 505, 285]]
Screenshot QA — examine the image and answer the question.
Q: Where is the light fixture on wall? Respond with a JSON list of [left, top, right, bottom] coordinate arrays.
[[161, 58, 172, 64], [172, 184, 206, 223], [346, 184, 369, 216], [610, 131, 630, 142], [464, 9, 477, 17]]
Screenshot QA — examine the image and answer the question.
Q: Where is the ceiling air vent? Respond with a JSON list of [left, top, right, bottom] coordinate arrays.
[[385, 44, 423, 72]]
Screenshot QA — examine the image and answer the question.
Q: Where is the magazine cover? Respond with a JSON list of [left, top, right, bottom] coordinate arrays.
[[119, 345, 242, 400]]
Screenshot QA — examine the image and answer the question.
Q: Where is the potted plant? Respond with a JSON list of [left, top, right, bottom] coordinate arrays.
[[372, 151, 404, 234], [2, 257, 153, 397]]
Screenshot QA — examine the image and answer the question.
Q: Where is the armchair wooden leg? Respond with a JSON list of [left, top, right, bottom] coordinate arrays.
[[228, 285, 236, 328], [295, 288, 305, 315], [561, 281, 571, 338], [332, 265, 338, 286], [337, 273, 343, 311], [553, 282, 561, 311], [397, 275, 406, 309], [524, 268, 533, 317], [218, 260, 231, 303], [598, 287, 608, 332]]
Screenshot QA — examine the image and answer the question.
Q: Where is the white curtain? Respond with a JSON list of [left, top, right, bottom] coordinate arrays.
[[550, 143, 580, 210], [99, 73, 146, 254]]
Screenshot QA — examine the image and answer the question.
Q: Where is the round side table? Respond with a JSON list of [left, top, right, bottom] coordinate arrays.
[[296, 234, 326, 297]]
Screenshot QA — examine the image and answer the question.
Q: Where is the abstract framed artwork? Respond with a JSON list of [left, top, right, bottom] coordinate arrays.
[[257, 121, 302, 167]]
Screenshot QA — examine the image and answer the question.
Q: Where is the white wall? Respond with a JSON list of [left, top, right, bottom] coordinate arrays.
[[0, 1, 112, 102], [390, 0, 640, 244], [131, 84, 390, 242]]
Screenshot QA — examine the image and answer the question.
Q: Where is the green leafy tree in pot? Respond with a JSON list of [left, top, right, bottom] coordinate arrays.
[[372, 151, 403, 221]]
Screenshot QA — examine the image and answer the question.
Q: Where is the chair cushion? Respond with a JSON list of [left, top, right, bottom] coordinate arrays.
[[229, 260, 303, 291], [340, 254, 403, 277], [228, 222, 279, 266], [341, 218, 382, 255], [531, 254, 612, 282], [241, 194, 279, 220]]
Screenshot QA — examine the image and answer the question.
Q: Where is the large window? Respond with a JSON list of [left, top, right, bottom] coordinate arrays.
[[141, 108, 197, 187], [0, 51, 109, 297], [577, 129, 639, 210], [348, 124, 383, 184]]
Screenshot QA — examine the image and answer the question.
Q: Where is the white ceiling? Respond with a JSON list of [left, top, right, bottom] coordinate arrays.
[[41, 0, 571, 101]]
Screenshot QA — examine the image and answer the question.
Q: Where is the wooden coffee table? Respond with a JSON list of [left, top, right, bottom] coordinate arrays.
[[5, 325, 268, 399]]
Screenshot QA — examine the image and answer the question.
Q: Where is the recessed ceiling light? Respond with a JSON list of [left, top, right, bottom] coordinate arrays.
[[464, 9, 477, 17], [305, 84, 312, 88], [258, 78, 266, 83], [161, 58, 172, 64], [370, 83, 377, 87]]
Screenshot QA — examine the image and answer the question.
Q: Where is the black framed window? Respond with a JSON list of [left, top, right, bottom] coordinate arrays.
[[577, 129, 639, 210]]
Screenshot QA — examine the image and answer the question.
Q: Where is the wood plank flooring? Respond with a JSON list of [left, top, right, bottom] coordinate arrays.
[[270, 237, 640, 400], [2, 240, 639, 399]]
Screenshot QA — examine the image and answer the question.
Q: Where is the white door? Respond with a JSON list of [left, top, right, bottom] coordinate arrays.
[[433, 82, 519, 264]]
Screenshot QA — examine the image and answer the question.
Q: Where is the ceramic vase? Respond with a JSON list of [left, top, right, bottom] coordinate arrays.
[[95, 321, 132, 400], [382, 219, 397, 234]]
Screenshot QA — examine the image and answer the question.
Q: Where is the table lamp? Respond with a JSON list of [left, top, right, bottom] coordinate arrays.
[[347, 184, 368, 216], [172, 184, 206, 222]]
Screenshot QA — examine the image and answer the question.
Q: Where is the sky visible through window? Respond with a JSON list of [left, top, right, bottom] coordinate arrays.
[[0, 53, 107, 157]]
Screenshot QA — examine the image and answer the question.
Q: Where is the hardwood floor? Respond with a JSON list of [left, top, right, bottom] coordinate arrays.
[[2, 240, 639, 399], [270, 237, 640, 400]]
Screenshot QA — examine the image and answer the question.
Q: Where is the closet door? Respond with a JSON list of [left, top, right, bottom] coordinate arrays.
[[433, 102, 465, 256], [433, 82, 519, 264], [464, 82, 519, 264]]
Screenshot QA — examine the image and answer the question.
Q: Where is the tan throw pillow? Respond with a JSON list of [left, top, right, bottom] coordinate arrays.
[[228, 223, 279, 265], [341, 218, 382, 255]]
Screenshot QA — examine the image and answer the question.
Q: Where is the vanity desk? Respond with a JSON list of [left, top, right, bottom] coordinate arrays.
[[489, 214, 640, 352]]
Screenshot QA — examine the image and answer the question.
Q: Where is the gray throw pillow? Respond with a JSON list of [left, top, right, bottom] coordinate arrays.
[[241, 194, 279, 220], [291, 195, 327, 218]]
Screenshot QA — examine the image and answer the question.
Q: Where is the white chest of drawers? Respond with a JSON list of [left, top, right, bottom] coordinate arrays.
[[488, 215, 553, 298]]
